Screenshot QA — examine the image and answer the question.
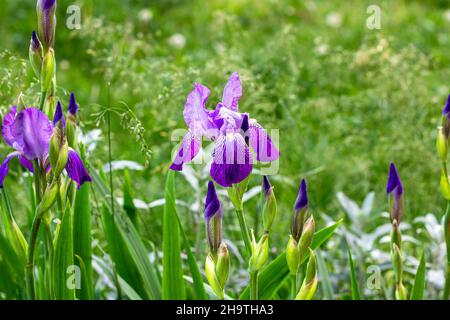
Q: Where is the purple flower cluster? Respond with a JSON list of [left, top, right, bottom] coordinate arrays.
[[0, 97, 91, 189], [170, 72, 280, 187]]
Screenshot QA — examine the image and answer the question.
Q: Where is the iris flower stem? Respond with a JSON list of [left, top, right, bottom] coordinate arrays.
[[38, 91, 46, 111], [26, 210, 44, 300], [291, 274, 297, 299], [33, 161, 41, 203], [234, 208, 252, 258], [250, 271, 258, 300], [443, 201, 450, 300]]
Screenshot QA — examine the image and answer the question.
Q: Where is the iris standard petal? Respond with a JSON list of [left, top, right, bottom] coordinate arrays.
[[210, 133, 252, 187], [0, 152, 21, 187], [169, 132, 201, 171], [221, 71, 242, 111], [248, 119, 280, 162], [2, 106, 17, 147], [12, 108, 53, 160], [65, 149, 92, 189], [183, 83, 217, 138]]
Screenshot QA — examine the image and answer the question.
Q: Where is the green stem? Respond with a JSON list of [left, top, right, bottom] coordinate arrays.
[[250, 271, 258, 300], [443, 202, 450, 300], [234, 208, 252, 257], [26, 211, 43, 300], [33, 161, 41, 204], [291, 274, 297, 300], [38, 91, 47, 111]]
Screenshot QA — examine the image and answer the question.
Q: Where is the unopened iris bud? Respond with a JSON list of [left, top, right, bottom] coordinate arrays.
[[262, 176, 277, 232], [295, 249, 318, 300], [205, 243, 230, 299], [297, 215, 315, 264], [37, 0, 57, 50], [36, 182, 58, 215], [292, 178, 308, 241], [215, 243, 230, 291], [437, 126, 448, 162], [205, 181, 222, 255], [250, 231, 269, 272], [390, 219, 402, 250], [440, 169, 450, 200], [66, 93, 79, 147], [49, 101, 68, 178], [441, 95, 450, 138], [286, 235, 300, 275], [41, 48, 55, 94], [29, 31, 43, 77], [386, 163, 404, 224]]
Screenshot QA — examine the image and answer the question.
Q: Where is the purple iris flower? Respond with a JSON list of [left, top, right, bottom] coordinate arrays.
[[170, 72, 280, 187], [0, 106, 91, 188], [205, 181, 222, 253], [291, 178, 308, 240], [31, 31, 40, 51], [386, 163, 404, 223]]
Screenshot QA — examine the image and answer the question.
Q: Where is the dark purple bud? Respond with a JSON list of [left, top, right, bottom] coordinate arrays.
[[294, 179, 308, 212], [292, 178, 308, 240], [53, 101, 65, 127], [263, 176, 272, 196], [442, 94, 450, 117], [205, 181, 221, 220], [386, 163, 404, 224], [205, 181, 222, 253], [31, 31, 40, 51], [68, 93, 78, 116], [38, 0, 56, 11], [37, 0, 57, 49]]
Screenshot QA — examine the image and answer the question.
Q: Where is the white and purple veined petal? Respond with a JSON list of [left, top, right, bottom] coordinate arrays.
[[183, 83, 218, 139], [169, 131, 201, 171], [248, 119, 280, 162], [65, 148, 92, 189], [221, 71, 242, 112], [204, 181, 222, 253], [0, 152, 34, 187], [1, 106, 17, 147], [386, 162, 404, 223], [210, 132, 253, 187], [12, 107, 53, 161]]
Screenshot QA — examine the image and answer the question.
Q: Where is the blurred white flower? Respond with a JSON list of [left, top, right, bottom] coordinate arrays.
[[138, 9, 153, 23], [315, 44, 329, 55], [168, 33, 186, 49], [444, 10, 450, 22], [326, 12, 342, 28], [428, 269, 444, 288]]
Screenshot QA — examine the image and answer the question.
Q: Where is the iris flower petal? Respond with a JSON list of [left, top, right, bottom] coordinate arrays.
[[183, 83, 217, 138], [170, 132, 201, 171], [65, 149, 92, 189], [210, 133, 252, 187], [0, 152, 21, 187], [221, 71, 242, 111], [12, 108, 53, 161], [19, 157, 34, 173], [248, 119, 280, 162], [2, 106, 17, 147]]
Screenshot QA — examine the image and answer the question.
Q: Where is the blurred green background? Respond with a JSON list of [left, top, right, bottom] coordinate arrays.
[[0, 0, 449, 247]]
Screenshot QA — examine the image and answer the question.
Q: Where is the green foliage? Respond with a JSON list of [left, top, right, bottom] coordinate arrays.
[[162, 171, 186, 299]]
